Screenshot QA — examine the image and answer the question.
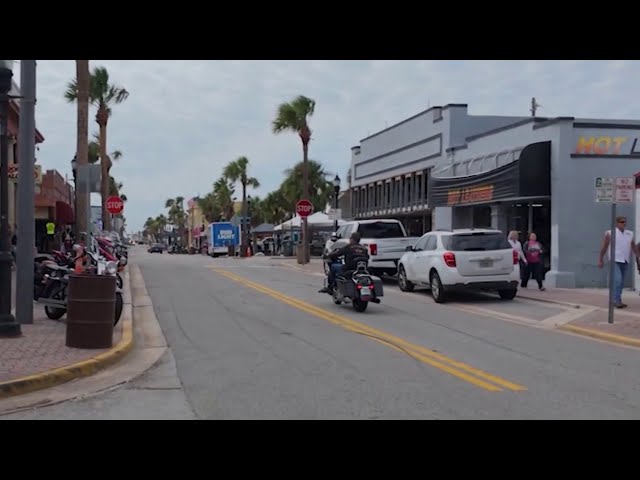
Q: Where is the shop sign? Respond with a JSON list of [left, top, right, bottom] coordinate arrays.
[[575, 136, 640, 156], [447, 185, 494, 206]]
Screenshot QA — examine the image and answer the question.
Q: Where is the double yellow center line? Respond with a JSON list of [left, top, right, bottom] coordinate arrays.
[[210, 267, 526, 393]]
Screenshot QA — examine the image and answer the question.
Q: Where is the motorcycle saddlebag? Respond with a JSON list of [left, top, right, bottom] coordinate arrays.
[[370, 276, 384, 297]]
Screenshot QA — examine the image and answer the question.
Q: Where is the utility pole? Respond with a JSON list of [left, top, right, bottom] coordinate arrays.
[[16, 60, 36, 325], [530, 97, 541, 117], [75, 60, 90, 237]]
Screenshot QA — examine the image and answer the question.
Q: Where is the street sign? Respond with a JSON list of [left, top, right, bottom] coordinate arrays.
[[106, 196, 124, 215], [8, 164, 43, 184], [296, 199, 314, 218], [595, 177, 615, 202], [328, 208, 342, 221], [615, 177, 635, 203]]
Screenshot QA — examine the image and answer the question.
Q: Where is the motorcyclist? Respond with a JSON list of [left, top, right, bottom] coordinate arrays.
[[319, 232, 369, 293]]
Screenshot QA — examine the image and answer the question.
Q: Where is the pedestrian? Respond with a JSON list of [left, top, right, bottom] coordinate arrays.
[[508, 230, 527, 285], [276, 234, 282, 255], [522, 232, 545, 291], [598, 216, 640, 308]]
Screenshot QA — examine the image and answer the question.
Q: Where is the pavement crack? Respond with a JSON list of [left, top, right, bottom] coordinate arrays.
[[133, 387, 183, 391]]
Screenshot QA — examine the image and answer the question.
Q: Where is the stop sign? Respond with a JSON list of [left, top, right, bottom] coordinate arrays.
[[295, 199, 314, 218], [106, 196, 124, 215]]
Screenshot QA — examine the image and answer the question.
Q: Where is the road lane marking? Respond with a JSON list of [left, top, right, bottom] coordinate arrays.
[[210, 267, 527, 393], [278, 264, 568, 329]]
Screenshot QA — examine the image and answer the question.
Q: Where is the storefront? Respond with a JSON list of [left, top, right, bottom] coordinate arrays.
[[429, 141, 552, 269]]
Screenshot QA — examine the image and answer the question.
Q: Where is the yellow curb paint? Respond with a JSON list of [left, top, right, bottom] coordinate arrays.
[[559, 324, 640, 348], [0, 275, 135, 400]]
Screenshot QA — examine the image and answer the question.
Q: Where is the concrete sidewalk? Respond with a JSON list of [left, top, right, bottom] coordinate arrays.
[[0, 306, 123, 386], [0, 273, 133, 400]]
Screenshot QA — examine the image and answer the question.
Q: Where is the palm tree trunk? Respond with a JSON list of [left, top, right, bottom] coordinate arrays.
[[99, 121, 111, 231], [75, 60, 90, 237], [241, 182, 247, 256], [302, 140, 310, 263]]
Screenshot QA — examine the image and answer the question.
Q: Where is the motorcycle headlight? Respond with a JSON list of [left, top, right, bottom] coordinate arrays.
[[119, 256, 128, 266], [106, 261, 118, 275]]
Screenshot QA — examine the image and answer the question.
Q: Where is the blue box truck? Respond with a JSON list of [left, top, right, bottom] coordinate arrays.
[[209, 222, 240, 257]]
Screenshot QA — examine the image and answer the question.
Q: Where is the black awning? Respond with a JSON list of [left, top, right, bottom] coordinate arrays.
[[428, 141, 551, 208]]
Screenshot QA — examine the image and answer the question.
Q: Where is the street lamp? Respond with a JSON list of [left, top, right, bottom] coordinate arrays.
[[71, 155, 77, 237], [247, 195, 252, 255], [0, 60, 20, 337], [333, 174, 341, 232]]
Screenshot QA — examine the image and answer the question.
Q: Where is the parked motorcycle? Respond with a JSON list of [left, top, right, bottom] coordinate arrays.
[[321, 255, 384, 312], [96, 236, 126, 288], [34, 243, 123, 325]]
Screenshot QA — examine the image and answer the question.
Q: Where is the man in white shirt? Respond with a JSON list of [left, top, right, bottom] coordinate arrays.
[[598, 216, 640, 308]]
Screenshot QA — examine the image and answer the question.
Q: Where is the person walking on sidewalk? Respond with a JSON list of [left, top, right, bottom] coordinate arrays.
[[598, 216, 640, 309], [508, 230, 527, 285], [522, 232, 545, 291]]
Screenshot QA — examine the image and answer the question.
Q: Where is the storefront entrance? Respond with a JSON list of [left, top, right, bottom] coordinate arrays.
[[507, 201, 551, 271]]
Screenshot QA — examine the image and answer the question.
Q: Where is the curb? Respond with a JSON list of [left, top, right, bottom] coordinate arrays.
[[517, 293, 582, 309], [0, 274, 135, 400], [559, 324, 640, 348]]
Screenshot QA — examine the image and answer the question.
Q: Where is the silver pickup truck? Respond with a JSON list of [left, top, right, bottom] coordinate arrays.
[[326, 219, 421, 277]]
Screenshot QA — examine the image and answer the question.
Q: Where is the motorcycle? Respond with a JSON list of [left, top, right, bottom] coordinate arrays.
[[321, 255, 384, 312], [34, 243, 124, 325], [96, 236, 126, 289]]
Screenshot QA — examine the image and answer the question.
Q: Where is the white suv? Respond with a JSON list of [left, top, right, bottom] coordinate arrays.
[[397, 229, 520, 303]]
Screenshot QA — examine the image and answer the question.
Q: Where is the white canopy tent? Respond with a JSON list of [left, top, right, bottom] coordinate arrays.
[[274, 211, 345, 231]]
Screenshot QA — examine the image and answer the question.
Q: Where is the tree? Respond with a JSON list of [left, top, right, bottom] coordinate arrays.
[[280, 159, 332, 213], [73, 60, 90, 236], [88, 133, 122, 165], [198, 193, 222, 223], [248, 196, 265, 227], [272, 95, 316, 262], [165, 197, 186, 244], [223, 156, 260, 254], [212, 177, 236, 221], [65, 66, 129, 231], [262, 189, 289, 225]]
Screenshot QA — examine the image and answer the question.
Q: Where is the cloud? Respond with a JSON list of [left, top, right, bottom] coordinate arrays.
[[12, 60, 640, 231]]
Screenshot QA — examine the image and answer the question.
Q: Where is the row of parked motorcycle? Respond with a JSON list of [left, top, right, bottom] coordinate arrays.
[[33, 233, 128, 324]]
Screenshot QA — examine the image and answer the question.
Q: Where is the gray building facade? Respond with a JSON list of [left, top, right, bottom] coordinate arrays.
[[349, 103, 640, 288]]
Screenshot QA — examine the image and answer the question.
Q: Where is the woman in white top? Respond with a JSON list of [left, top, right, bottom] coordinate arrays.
[[508, 230, 527, 286]]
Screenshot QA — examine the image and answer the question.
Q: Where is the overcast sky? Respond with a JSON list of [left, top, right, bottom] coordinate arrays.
[[12, 60, 640, 232]]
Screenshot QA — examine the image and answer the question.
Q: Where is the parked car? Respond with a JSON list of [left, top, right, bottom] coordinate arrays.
[[397, 228, 520, 303], [327, 219, 420, 277], [148, 243, 165, 254]]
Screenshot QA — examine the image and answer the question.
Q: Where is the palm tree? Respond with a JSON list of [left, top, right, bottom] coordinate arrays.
[[248, 196, 265, 227], [74, 60, 90, 235], [198, 193, 222, 223], [88, 133, 122, 165], [272, 95, 316, 262], [262, 190, 289, 225], [65, 66, 129, 231], [223, 156, 260, 254], [165, 197, 186, 244], [280, 159, 332, 213], [212, 177, 236, 221]]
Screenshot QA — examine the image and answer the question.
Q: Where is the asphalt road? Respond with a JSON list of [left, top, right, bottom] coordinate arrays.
[[122, 250, 640, 420]]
